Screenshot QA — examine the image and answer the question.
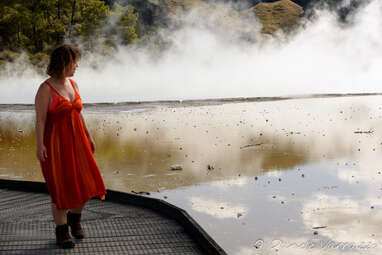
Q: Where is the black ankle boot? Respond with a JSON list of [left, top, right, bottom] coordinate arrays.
[[67, 211, 85, 239], [55, 224, 75, 249]]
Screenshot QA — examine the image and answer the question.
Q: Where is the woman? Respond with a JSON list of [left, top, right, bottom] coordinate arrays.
[[34, 44, 106, 249]]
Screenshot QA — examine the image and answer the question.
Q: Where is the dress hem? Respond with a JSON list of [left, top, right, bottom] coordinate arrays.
[[51, 191, 107, 210]]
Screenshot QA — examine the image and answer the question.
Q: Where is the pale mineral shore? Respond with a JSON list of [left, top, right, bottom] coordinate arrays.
[[0, 94, 381, 193], [1, 93, 381, 111]]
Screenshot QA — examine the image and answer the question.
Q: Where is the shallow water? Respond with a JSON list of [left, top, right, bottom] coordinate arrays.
[[1, 96, 382, 254]]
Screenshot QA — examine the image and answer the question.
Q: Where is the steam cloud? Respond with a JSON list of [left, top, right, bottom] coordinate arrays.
[[0, 0, 381, 104]]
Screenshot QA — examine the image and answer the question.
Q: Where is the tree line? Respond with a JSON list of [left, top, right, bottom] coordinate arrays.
[[0, 0, 140, 62]]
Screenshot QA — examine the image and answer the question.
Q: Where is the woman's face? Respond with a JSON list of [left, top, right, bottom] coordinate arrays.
[[64, 61, 78, 77]]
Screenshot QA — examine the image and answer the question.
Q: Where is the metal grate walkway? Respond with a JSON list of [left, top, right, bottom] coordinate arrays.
[[0, 180, 226, 255]]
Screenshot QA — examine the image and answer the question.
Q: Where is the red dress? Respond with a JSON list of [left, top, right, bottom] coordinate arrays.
[[40, 79, 106, 210]]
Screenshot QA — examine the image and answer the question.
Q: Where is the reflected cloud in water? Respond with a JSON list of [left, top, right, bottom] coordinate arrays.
[[190, 196, 248, 219]]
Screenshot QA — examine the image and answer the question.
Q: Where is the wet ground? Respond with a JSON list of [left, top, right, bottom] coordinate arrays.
[[1, 95, 382, 254]]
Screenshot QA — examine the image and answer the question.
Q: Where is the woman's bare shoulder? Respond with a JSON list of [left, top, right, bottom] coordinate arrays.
[[35, 80, 51, 98]]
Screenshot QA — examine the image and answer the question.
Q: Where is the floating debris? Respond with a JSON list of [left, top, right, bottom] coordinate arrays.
[[354, 130, 373, 134], [240, 143, 263, 149], [170, 164, 183, 170], [312, 226, 327, 229], [131, 191, 151, 195]]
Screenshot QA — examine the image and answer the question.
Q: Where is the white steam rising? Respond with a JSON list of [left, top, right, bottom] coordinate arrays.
[[0, 0, 381, 104]]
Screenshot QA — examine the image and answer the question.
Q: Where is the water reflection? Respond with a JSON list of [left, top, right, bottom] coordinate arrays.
[[189, 196, 248, 219], [1, 96, 382, 254], [151, 160, 382, 254], [0, 98, 353, 191]]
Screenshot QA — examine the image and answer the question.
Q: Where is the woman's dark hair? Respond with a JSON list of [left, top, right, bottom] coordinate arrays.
[[46, 44, 81, 77]]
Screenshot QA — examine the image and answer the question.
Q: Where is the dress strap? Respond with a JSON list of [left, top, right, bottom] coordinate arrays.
[[69, 79, 79, 97], [44, 81, 58, 100]]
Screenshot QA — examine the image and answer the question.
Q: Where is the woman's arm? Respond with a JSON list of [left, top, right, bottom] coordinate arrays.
[[34, 83, 50, 162]]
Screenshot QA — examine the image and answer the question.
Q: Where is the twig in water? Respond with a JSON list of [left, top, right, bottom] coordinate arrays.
[[240, 143, 263, 149], [354, 130, 373, 134]]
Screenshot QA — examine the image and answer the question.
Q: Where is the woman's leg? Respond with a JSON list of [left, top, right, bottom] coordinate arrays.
[[68, 203, 86, 239], [69, 203, 85, 214], [51, 203, 75, 248], [51, 203, 67, 225]]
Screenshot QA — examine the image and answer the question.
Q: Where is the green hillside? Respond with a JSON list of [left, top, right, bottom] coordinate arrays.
[[0, 0, 305, 70]]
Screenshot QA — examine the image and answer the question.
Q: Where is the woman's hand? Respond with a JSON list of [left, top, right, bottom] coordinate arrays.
[[88, 136, 95, 153], [37, 144, 48, 162]]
